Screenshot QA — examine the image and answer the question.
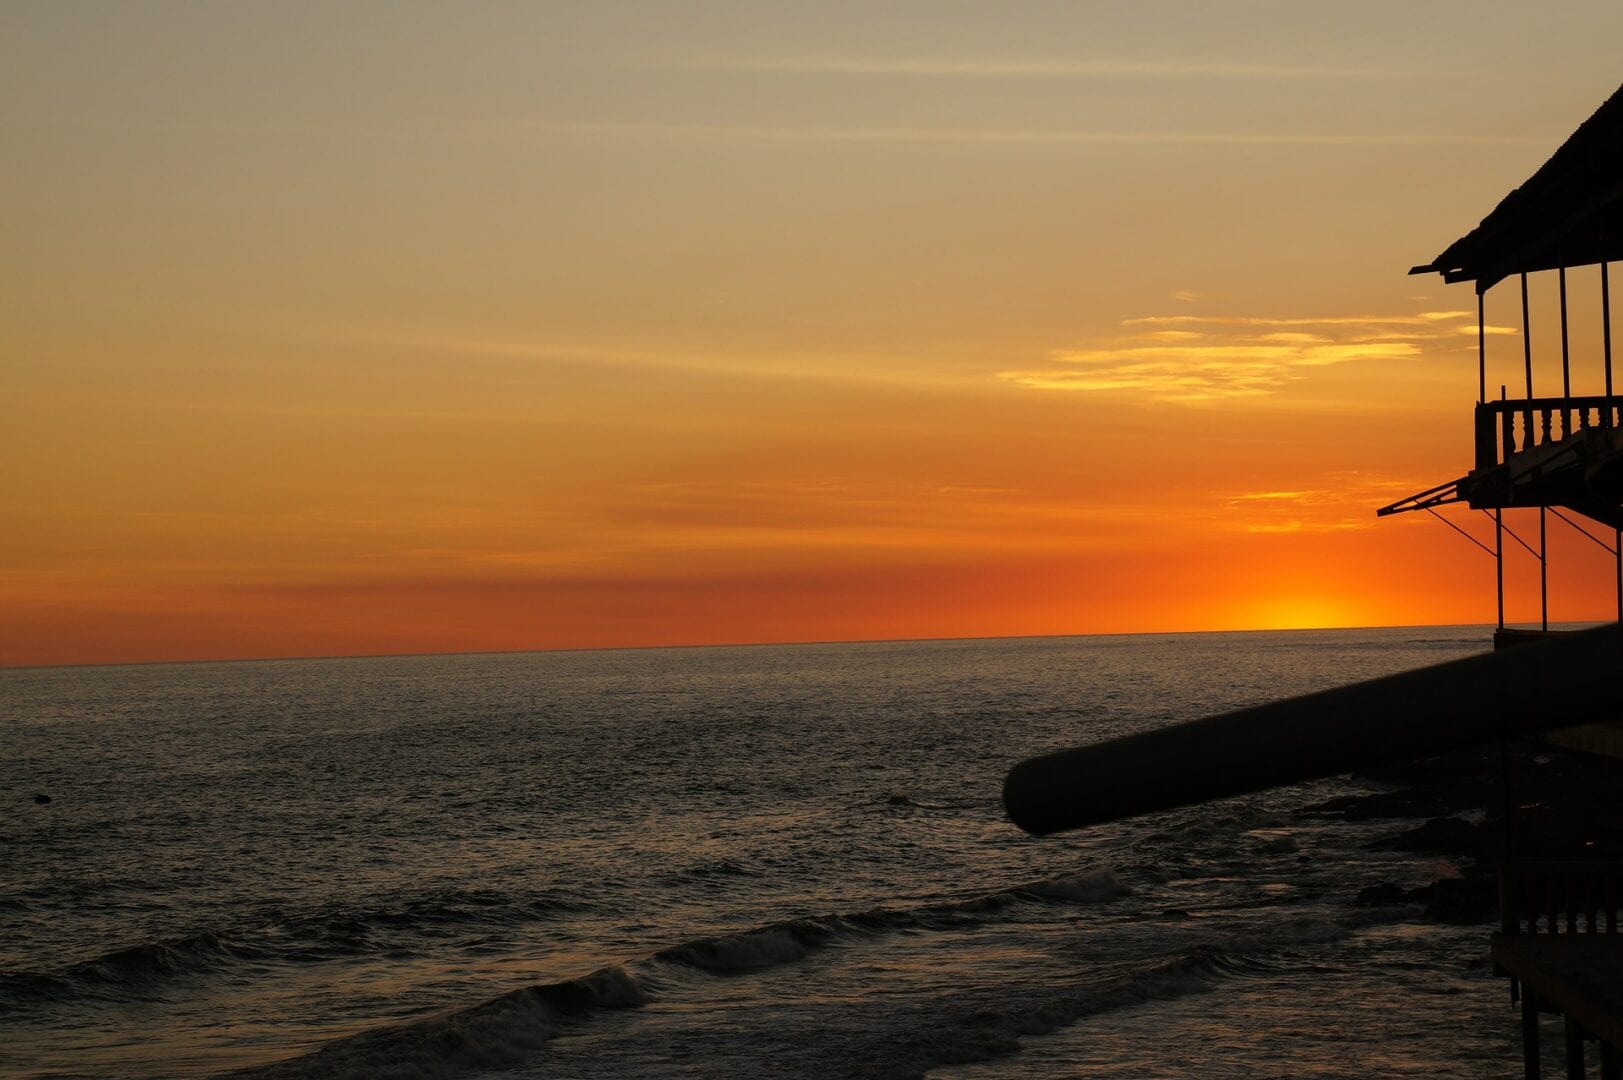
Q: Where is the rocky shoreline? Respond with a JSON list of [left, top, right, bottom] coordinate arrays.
[[1303, 739, 1623, 925]]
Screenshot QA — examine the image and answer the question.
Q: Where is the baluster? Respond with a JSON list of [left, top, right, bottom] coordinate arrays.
[[1502, 408, 1515, 462], [1565, 873, 1577, 932], [1540, 406, 1553, 447]]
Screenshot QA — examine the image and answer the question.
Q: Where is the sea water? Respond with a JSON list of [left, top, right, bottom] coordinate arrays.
[[1, 628, 1541, 1078]]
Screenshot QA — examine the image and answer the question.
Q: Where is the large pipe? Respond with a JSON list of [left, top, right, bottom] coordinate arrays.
[[1003, 623, 1623, 836]]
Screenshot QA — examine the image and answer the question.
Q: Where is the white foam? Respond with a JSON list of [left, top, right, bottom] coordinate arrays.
[[1024, 868, 1132, 904]]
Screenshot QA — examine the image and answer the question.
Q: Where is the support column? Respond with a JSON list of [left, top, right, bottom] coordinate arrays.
[[1565, 1016, 1585, 1080], [1560, 267, 1571, 396], [1523, 990, 1541, 1080], [1606, 262, 1623, 621], [1605, 261, 1614, 409], [1560, 267, 1572, 436], [1522, 272, 1534, 399], [1540, 508, 1548, 632], [1497, 508, 1506, 632]]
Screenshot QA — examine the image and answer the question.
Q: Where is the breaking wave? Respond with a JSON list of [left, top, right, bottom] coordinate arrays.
[[0, 886, 588, 1006], [226, 965, 649, 1079]]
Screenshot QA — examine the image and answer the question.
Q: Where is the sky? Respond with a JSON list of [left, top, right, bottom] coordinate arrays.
[[4, 2, 1623, 667]]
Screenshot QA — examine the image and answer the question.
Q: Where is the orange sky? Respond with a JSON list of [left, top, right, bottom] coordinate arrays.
[[4, 5, 1623, 667]]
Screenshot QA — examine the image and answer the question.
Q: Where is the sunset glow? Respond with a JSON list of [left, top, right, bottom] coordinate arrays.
[[4, 4, 1622, 667]]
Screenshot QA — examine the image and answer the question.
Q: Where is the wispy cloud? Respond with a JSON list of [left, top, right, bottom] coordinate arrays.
[[645, 56, 1432, 81], [1223, 473, 1429, 532], [532, 121, 1540, 147], [1001, 311, 1509, 402], [322, 326, 974, 391]]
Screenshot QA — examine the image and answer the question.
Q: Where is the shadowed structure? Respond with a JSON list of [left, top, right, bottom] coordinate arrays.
[[1002, 621, 1623, 836], [1412, 85, 1623, 290], [1385, 82, 1623, 640], [1006, 83, 1623, 1079]]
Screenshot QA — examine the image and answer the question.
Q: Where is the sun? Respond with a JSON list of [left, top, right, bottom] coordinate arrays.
[[1239, 595, 1362, 631]]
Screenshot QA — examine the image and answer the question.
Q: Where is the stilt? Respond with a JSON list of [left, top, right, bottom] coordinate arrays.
[[1540, 508, 1548, 631], [1524, 990, 1542, 1080], [1564, 1016, 1584, 1080], [1496, 508, 1505, 632]]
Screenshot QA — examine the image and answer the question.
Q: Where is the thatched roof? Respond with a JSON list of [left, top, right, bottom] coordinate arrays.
[[1411, 83, 1623, 292]]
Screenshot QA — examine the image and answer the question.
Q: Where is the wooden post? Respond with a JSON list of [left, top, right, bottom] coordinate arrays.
[[1560, 267, 1571, 397], [1524, 990, 1542, 1080], [1541, 508, 1548, 632], [1605, 261, 1614, 408], [1565, 1016, 1585, 1080], [1498, 508, 1506, 631], [1523, 272, 1535, 399], [1480, 289, 1489, 405]]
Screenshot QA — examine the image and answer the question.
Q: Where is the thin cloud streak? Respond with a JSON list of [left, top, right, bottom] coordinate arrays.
[[1122, 312, 1473, 327], [1002, 311, 1484, 402], [529, 122, 1543, 147], [343, 328, 982, 391], [646, 56, 1434, 81], [1224, 473, 1431, 533]]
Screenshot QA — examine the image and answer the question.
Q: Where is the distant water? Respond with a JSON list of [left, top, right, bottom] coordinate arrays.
[[2, 628, 1539, 1078]]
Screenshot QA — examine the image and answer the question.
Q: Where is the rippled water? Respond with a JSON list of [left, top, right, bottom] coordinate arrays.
[[2, 627, 1540, 1078]]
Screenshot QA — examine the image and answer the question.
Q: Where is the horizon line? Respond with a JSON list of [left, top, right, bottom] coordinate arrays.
[[0, 619, 1559, 674]]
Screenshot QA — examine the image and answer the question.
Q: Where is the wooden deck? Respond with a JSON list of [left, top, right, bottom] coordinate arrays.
[[1492, 933, 1623, 1078]]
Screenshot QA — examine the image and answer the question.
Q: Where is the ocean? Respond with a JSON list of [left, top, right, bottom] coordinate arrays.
[[1, 627, 1544, 1078]]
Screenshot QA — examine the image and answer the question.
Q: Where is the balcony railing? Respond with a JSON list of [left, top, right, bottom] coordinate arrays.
[[1475, 396, 1623, 471], [1500, 860, 1623, 937]]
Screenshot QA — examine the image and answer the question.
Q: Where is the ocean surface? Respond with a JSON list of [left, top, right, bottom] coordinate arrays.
[[1, 627, 1550, 1078]]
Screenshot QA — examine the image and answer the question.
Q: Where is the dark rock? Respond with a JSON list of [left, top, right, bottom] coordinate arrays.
[[1333, 741, 1623, 927], [1355, 882, 1408, 907], [32, 793, 50, 805], [1367, 816, 1482, 857], [1409, 874, 1499, 925]]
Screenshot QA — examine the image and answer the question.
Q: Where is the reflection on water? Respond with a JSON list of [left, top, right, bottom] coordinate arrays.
[[2, 627, 1522, 1078]]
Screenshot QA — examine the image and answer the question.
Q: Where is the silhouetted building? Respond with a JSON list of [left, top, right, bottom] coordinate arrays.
[[1394, 81, 1623, 1080], [1389, 84, 1623, 644]]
